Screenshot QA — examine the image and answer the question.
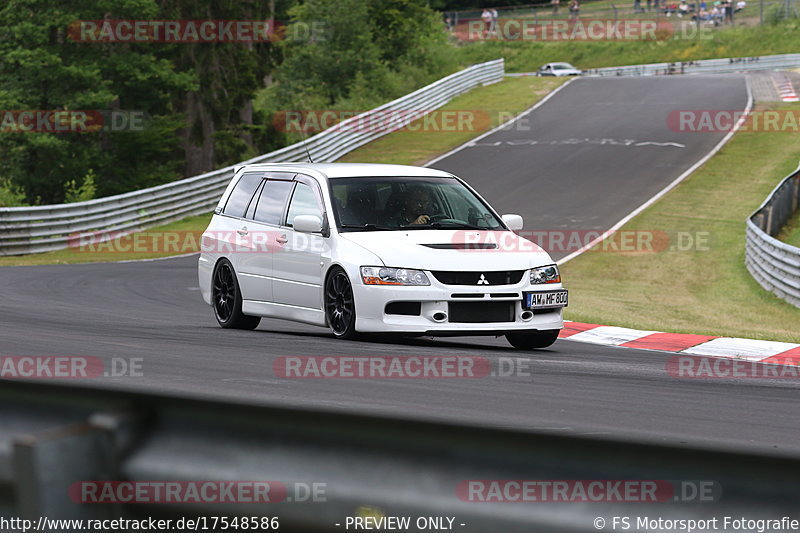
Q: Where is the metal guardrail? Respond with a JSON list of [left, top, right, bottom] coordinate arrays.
[[2, 379, 800, 531], [0, 60, 505, 256], [745, 162, 800, 307], [584, 53, 800, 77]]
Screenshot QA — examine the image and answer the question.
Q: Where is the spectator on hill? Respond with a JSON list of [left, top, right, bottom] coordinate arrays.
[[569, 0, 580, 19], [710, 5, 722, 23], [678, 0, 690, 16], [723, 0, 734, 22], [481, 8, 492, 37], [490, 7, 499, 35]]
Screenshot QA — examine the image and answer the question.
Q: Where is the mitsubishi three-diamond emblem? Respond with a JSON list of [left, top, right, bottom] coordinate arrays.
[[477, 274, 489, 285]]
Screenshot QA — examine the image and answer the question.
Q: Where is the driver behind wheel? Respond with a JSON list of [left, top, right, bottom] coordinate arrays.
[[396, 186, 434, 226]]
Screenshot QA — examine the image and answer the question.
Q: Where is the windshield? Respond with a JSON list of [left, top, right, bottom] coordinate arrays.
[[330, 176, 505, 231], [553, 63, 574, 70]]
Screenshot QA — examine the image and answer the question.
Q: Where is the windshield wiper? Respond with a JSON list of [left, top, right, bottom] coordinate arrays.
[[430, 221, 491, 230], [400, 221, 493, 230], [339, 223, 397, 231]]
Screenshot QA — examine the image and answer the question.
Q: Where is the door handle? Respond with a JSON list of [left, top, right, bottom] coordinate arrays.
[[276, 234, 288, 244], [237, 227, 249, 236]]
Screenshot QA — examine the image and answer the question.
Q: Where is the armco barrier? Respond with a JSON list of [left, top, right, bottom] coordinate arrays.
[[585, 53, 800, 77], [0, 59, 504, 256], [505, 53, 800, 77], [746, 162, 800, 308], [2, 379, 800, 530]]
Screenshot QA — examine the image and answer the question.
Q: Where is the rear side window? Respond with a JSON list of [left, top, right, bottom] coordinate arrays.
[[254, 180, 294, 225], [223, 173, 263, 217]]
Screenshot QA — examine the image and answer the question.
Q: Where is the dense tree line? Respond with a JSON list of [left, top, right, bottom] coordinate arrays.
[[0, 0, 453, 205]]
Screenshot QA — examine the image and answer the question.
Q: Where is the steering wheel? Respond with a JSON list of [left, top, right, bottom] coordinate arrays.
[[427, 213, 449, 222]]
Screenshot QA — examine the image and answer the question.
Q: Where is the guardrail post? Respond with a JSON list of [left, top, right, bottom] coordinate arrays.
[[12, 412, 138, 519]]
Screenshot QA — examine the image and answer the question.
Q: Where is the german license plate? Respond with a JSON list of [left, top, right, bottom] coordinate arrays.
[[524, 290, 568, 309]]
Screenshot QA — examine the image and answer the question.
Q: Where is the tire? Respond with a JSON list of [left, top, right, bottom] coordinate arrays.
[[212, 259, 261, 330], [325, 267, 358, 339], [505, 329, 559, 350]]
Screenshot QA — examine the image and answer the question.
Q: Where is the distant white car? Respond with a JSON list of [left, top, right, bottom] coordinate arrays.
[[538, 62, 583, 77], [198, 163, 567, 349]]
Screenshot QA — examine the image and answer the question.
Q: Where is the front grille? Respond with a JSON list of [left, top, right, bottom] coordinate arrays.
[[430, 270, 526, 286], [448, 302, 514, 323]]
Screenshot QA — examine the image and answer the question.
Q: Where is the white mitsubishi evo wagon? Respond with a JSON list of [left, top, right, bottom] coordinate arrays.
[[198, 163, 567, 349]]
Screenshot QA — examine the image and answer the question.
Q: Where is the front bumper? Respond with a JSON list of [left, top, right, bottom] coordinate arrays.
[[352, 277, 565, 335]]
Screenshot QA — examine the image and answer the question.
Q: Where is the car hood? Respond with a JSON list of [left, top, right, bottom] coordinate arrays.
[[339, 230, 554, 271]]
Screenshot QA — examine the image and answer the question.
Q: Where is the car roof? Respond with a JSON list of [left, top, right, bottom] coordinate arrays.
[[236, 162, 454, 180]]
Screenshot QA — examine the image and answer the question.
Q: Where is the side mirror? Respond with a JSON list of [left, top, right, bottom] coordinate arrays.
[[501, 214, 524, 231], [293, 214, 323, 233]]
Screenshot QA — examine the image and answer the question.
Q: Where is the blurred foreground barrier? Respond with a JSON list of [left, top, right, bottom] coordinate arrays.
[[1, 380, 800, 531], [0, 60, 504, 256], [746, 162, 800, 307]]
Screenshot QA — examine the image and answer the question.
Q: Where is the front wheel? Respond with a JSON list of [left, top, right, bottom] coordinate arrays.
[[506, 329, 559, 350], [212, 259, 261, 330], [325, 267, 358, 339]]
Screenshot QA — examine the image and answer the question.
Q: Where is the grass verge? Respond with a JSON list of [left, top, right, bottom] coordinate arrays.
[[454, 20, 800, 72], [0, 77, 563, 267], [561, 102, 800, 342]]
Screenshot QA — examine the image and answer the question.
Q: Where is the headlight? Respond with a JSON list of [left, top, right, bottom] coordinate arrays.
[[530, 264, 561, 284], [361, 266, 430, 286]]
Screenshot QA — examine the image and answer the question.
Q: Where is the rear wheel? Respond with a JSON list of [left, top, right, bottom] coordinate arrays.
[[212, 259, 260, 330], [506, 329, 559, 350], [325, 267, 358, 339]]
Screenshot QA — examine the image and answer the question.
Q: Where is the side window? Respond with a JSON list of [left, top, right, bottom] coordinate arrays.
[[286, 182, 322, 227], [254, 180, 294, 225], [244, 179, 266, 220], [223, 173, 263, 217]]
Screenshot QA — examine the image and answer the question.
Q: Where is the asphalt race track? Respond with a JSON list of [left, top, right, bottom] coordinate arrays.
[[5, 75, 796, 455], [432, 75, 749, 259]]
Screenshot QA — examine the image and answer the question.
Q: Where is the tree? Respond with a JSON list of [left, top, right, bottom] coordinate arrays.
[[0, 0, 194, 203], [273, 0, 455, 113]]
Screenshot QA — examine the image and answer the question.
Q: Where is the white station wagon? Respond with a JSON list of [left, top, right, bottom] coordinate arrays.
[[198, 163, 567, 349]]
